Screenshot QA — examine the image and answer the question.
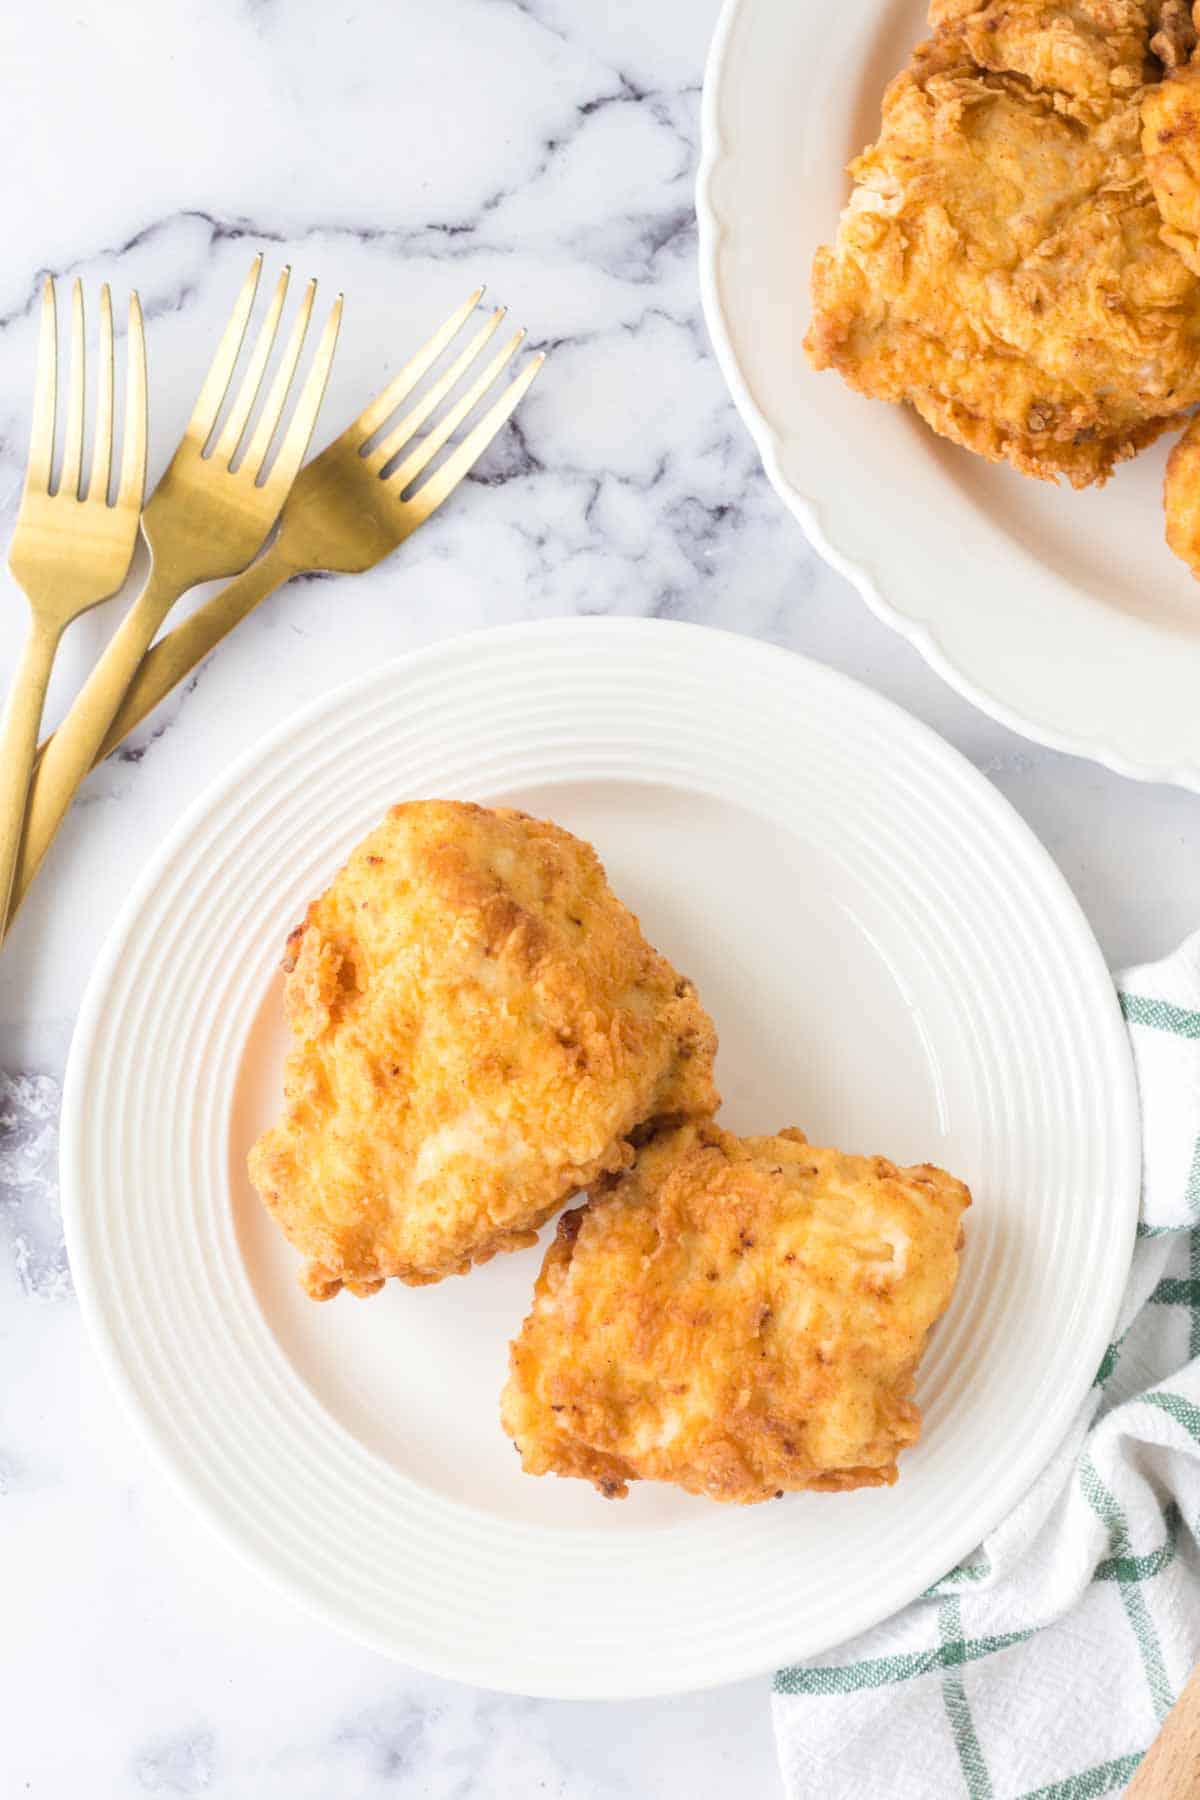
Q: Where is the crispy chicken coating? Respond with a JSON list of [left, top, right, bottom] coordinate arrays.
[[1143, 12, 1200, 573], [1163, 410, 1200, 568], [1143, 18, 1200, 274], [248, 802, 718, 1296], [807, 0, 1200, 491], [502, 1121, 970, 1504]]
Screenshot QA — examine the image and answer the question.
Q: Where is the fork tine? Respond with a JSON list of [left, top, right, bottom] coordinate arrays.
[[59, 280, 86, 499], [387, 329, 525, 495], [241, 278, 314, 477], [185, 254, 262, 445], [392, 354, 544, 523], [351, 287, 485, 445], [24, 279, 57, 497], [88, 285, 114, 504], [213, 265, 290, 466], [117, 293, 148, 509], [365, 308, 506, 473], [256, 295, 342, 498]]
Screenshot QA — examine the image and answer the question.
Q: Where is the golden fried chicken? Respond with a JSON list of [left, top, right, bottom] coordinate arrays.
[[501, 1121, 970, 1504], [1142, 13, 1200, 573], [1163, 412, 1200, 568], [248, 802, 718, 1297], [1143, 8, 1200, 274], [807, 0, 1200, 491]]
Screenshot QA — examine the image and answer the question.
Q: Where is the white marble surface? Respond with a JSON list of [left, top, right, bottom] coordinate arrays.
[[2, 0, 1200, 1793]]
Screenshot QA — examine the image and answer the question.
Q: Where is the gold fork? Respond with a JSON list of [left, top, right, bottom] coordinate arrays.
[[7, 256, 341, 933], [0, 279, 146, 925], [43, 288, 543, 777]]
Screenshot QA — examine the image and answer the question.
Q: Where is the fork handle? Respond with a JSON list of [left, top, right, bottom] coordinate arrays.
[[88, 539, 299, 768], [0, 615, 61, 931], [7, 559, 184, 931]]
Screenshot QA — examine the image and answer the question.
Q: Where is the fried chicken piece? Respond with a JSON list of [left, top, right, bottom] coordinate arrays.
[[1142, 13, 1200, 573], [1163, 411, 1200, 568], [807, 0, 1200, 490], [248, 802, 718, 1296], [1143, 9, 1200, 275], [501, 1121, 970, 1504], [1149, 0, 1197, 69]]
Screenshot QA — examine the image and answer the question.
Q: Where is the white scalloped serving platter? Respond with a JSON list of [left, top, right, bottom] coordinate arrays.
[[60, 617, 1138, 1698], [698, 0, 1200, 789]]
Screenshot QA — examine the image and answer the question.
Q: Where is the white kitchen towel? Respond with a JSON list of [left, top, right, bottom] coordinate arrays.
[[773, 929, 1200, 1800]]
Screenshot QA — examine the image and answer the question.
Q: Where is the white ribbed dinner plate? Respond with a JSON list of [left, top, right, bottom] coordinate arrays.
[[61, 617, 1139, 1699], [698, 0, 1200, 789]]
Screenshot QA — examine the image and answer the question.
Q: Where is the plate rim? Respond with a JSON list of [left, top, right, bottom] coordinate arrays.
[[695, 0, 1200, 792], [59, 614, 1142, 1697]]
